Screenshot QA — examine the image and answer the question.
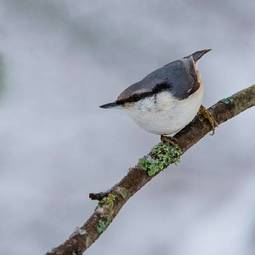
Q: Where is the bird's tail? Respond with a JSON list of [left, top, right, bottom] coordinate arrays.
[[191, 49, 211, 62], [99, 102, 120, 109]]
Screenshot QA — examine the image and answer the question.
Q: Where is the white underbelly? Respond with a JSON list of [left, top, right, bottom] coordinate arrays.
[[124, 86, 204, 135]]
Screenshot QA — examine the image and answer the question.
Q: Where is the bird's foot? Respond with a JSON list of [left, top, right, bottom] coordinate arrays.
[[160, 135, 179, 146], [198, 105, 218, 135]]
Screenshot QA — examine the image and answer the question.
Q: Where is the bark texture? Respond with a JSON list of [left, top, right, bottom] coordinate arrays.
[[47, 84, 255, 255]]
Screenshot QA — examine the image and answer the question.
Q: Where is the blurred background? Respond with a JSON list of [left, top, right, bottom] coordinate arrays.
[[0, 1, 254, 254]]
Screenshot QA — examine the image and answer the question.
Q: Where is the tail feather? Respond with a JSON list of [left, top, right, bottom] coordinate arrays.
[[99, 102, 119, 109]]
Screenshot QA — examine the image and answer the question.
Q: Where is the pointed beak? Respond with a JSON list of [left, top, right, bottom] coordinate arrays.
[[190, 49, 212, 62], [99, 101, 119, 109]]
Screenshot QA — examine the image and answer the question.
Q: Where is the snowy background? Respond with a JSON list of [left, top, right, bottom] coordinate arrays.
[[0, 1, 255, 254]]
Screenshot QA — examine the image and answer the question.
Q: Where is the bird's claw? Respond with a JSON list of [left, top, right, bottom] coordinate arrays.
[[198, 105, 218, 135]]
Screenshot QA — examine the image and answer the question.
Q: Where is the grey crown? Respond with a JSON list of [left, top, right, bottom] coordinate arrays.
[[100, 49, 211, 108]]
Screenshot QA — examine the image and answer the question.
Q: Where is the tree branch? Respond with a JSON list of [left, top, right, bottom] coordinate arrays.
[[46, 84, 255, 255]]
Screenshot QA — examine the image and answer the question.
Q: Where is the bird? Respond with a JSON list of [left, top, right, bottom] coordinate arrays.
[[100, 49, 217, 142]]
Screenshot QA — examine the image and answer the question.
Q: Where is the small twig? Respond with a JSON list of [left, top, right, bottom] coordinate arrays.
[[89, 192, 109, 201]]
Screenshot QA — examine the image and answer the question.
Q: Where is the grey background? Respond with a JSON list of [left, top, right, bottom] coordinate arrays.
[[0, 1, 255, 254]]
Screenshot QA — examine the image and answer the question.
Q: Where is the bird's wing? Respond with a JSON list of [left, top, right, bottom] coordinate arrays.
[[116, 58, 198, 104]]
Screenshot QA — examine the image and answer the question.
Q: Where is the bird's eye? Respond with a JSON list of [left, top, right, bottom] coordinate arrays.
[[132, 94, 140, 101], [154, 82, 171, 93]]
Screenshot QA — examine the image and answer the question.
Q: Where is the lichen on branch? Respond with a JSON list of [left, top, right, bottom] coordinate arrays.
[[97, 218, 111, 234], [138, 143, 182, 176]]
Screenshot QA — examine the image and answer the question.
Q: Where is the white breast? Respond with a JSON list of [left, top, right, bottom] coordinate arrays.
[[123, 84, 204, 135]]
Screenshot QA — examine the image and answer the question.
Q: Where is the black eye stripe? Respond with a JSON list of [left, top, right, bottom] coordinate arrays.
[[117, 82, 171, 104]]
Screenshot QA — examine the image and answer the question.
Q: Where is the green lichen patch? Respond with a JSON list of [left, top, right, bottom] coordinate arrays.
[[221, 97, 234, 105], [97, 218, 111, 234], [138, 143, 182, 176], [98, 193, 116, 208]]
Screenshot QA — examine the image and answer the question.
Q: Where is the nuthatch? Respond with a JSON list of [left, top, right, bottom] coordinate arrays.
[[100, 49, 217, 140]]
